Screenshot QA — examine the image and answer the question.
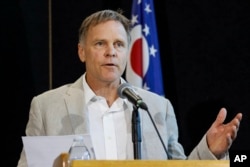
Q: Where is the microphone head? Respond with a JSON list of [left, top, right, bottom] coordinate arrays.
[[117, 83, 131, 99], [117, 83, 148, 110]]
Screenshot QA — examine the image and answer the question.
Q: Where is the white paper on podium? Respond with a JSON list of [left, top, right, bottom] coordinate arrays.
[[22, 134, 93, 167]]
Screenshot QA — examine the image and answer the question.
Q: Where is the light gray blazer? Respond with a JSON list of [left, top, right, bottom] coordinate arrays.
[[17, 75, 227, 167]]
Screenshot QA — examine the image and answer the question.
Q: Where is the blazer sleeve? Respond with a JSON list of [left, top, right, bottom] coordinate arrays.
[[188, 134, 229, 160]]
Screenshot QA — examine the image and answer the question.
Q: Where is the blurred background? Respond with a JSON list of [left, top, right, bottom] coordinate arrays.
[[2, 0, 249, 166]]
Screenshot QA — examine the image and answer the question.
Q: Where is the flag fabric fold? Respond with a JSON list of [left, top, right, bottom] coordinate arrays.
[[126, 0, 164, 96]]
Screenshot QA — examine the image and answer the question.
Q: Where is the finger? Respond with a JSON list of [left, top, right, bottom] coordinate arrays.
[[229, 113, 242, 129], [227, 124, 237, 140], [226, 133, 233, 148], [235, 113, 243, 122], [232, 125, 238, 140], [213, 108, 227, 127]]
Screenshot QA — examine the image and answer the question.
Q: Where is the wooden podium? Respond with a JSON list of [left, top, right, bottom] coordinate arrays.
[[58, 153, 229, 167]]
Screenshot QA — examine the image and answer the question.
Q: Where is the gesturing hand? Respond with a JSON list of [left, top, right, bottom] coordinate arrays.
[[206, 108, 243, 159]]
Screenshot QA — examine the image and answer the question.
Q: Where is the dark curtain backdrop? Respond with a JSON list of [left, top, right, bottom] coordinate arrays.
[[2, 0, 249, 166]]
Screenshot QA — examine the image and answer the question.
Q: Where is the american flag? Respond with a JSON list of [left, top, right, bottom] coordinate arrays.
[[126, 0, 164, 96]]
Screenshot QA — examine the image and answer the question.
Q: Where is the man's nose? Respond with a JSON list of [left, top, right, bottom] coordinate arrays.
[[105, 45, 117, 57]]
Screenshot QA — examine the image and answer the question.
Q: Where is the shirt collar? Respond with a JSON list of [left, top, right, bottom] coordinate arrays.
[[82, 73, 96, 105], [82, 73, 129, 106]]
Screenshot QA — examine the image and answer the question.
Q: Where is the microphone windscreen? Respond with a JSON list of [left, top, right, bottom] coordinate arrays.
[[117, 83, 131, 99]]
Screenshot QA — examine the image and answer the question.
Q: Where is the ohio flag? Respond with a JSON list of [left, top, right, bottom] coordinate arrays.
[[126, 0, 164, 96]]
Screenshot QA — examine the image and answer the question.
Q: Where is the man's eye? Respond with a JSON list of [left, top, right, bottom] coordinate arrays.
[[96, 42, 103, 46], [116, 42, 124, 47]]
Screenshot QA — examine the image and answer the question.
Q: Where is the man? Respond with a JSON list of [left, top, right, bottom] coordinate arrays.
[[17, 9, 242, 167]]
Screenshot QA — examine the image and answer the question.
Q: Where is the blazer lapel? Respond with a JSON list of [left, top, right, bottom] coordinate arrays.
[[64, 75, 90, 135]]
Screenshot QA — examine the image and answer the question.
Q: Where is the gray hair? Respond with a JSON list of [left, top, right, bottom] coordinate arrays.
[[78, 9, 131, 45]]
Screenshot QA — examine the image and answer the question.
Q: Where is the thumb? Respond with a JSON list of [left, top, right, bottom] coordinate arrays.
[[213, 108, 227, 127]]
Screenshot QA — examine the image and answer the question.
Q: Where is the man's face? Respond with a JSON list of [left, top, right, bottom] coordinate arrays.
[[78, 20, 129, 84]]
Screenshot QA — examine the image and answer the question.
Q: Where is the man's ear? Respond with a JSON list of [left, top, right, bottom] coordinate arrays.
[[78, 43, 85, 62]]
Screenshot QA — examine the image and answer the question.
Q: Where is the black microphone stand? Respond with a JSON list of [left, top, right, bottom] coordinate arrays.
[[132, 106, 141, 159]]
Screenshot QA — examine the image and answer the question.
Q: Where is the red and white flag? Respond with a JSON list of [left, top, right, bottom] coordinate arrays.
[[126, 0, 164, 96]]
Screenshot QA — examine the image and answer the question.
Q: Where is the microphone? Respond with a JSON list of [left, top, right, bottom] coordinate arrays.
[[118, 83, 148, 110], [118, 82, 168, 157]]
